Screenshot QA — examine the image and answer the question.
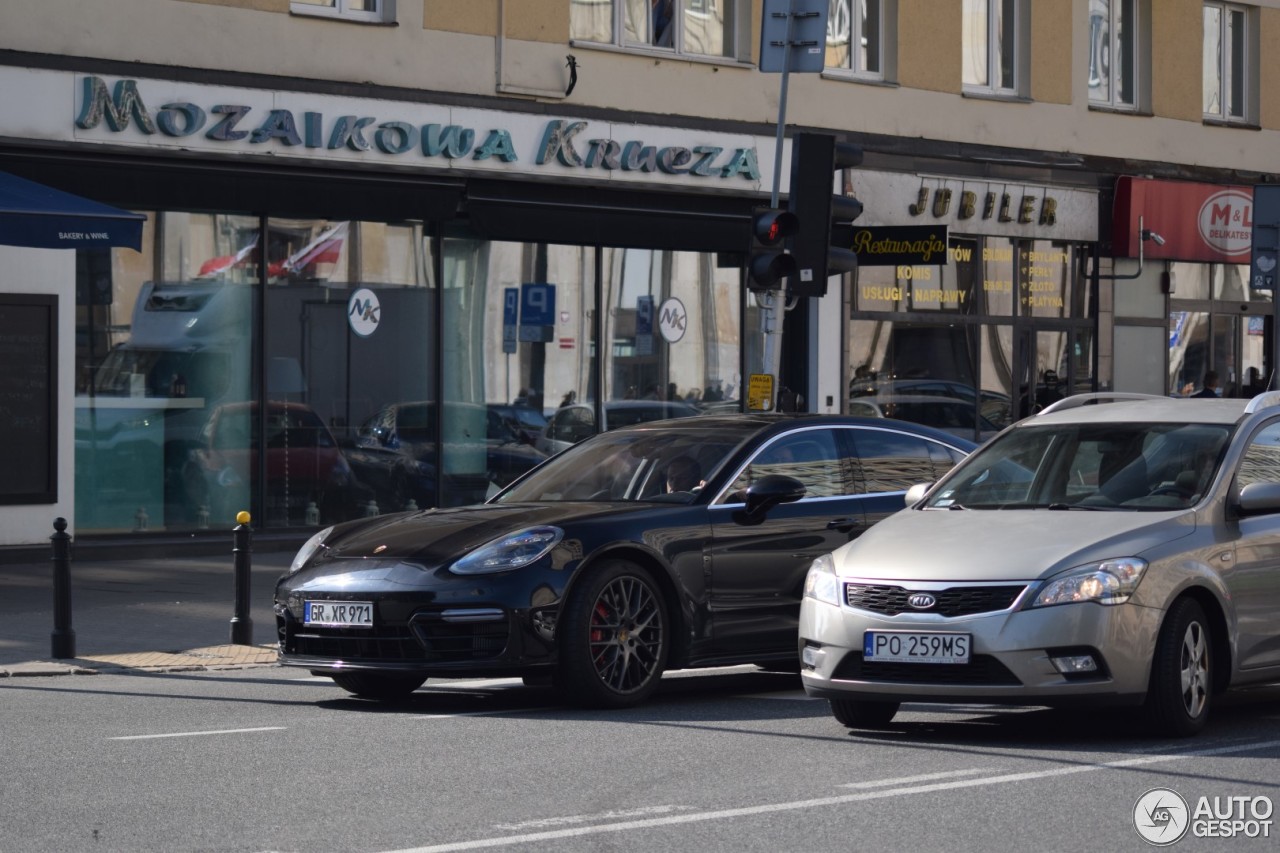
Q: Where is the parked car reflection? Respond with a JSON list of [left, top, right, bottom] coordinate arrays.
[[343, 401, 547, 510], [536, 400, 702, 455], [182, 401, 362, 527], [846, 394, 1003, 443]]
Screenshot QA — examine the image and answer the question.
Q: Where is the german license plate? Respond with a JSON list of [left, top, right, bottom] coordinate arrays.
[[304, 601, 373, 627], [864, 631, 970, 664]]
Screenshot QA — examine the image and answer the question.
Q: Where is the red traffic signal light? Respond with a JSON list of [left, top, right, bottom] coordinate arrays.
[[753, 208, 798, 245], [747, 207, 799, 290]]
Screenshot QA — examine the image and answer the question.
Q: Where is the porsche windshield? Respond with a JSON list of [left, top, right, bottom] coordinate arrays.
[[496, 426, 745, 503], [925, 421, 1232, 511]]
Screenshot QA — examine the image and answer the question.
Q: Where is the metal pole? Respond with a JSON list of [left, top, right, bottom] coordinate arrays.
[[230, 510, 253, 645], [768, 0, 797, 209], [763, 1, 799, 392], [50, 517, 75, 658]]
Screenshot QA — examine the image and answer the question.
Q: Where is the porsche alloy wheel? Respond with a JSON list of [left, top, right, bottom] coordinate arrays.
[[557, 560, 669, 708]]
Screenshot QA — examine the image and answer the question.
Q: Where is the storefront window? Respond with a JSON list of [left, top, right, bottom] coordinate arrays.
[[1168, 262, 1269, 397], [264, 218, 434, 524], [849, 235, 1091, 441], [440, 239, 596, 507], [980, 236, 1016, 316], [602, 248, 741, 412], [76, 212, 256, 532]]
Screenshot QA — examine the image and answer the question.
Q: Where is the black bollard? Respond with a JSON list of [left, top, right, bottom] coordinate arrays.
[[230, 510, 253, 645], [50, 517, 75, 659]]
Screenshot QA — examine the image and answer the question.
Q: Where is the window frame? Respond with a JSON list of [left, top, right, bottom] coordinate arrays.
[[823, 0, 896, 83], [962, 0, 1028, 99], [570, 0, 747, 63], [1202, 1, 1256, 125], [1088, 0, 1143, 111], [290, 0, 395, 24]]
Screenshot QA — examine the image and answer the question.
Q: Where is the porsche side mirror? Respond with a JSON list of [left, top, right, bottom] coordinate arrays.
[[734, 474, 806, 525]]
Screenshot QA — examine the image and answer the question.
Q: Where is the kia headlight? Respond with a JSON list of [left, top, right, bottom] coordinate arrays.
[[803, 553, 841, 606], [290, 525, 334, 574], [451, 526, 563, 575], [1030, 558, 1148, 607]]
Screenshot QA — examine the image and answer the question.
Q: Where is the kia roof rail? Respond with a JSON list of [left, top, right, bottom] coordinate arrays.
[[1037, 392, 1167, 416]]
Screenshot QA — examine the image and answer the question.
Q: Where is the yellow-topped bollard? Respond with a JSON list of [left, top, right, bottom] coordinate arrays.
[[230, 510, 253, 645]]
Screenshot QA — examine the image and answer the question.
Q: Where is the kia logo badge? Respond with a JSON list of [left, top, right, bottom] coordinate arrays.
[[907, 593, 937, 610]]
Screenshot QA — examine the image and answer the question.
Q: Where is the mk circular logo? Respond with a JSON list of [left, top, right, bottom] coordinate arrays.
[[347, 287, 381, 337], [1134, 787, 1190, 846]]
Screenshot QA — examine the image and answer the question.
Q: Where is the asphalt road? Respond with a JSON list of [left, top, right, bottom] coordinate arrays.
[[3, 666, 1279, 853]]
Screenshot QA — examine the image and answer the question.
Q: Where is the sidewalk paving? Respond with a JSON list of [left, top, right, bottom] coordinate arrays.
[[0, 546, 293, 678]]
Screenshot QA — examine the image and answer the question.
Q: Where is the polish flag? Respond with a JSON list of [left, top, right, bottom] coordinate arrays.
[[281, 221, 349, 275], [196, 235, 259, 278]]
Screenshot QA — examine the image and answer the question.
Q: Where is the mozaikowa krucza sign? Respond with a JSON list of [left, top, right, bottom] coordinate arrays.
[[1, 68, 1097, 233], [68, 74, 762, 186]]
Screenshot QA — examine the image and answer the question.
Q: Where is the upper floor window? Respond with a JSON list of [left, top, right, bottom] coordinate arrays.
[[826, 1, 894, 80], [1203, 1, 1255, 124], [962, 0, 1027, 97], [291, 0, 394, 24], [1088, 0, 1140, 109], [571, 0, 745, 60]]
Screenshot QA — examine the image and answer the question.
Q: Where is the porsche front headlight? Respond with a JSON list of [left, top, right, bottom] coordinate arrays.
[[450, 526, 563, 575], [1030, 558, 1148, 607], [290, 525, 334, 574]]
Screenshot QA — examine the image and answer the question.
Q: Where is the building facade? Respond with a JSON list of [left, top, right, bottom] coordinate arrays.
[[1, 0, 1277, 545]]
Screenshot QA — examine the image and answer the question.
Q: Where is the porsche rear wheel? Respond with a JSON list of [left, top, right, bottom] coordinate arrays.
[[556, 560, 669, 708], [331, 672, 427, 700]]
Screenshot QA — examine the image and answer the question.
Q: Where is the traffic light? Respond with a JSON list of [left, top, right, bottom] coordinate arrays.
[[747, 206, 799, 291], [786, 132, 864, 297]]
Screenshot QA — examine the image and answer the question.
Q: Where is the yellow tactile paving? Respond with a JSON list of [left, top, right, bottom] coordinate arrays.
[[77, 644, 279, 671]]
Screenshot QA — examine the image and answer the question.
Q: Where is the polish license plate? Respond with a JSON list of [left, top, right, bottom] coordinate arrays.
[[864, 631, 970, 664], [304, 601, 373, 627]]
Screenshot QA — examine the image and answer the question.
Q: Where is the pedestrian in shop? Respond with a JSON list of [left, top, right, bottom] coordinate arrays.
[[1191, 370, 1221, 398]]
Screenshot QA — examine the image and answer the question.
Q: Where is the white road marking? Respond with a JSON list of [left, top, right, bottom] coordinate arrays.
[[493, 805, 694, 831], [382, 737, 1280, 853], [839, 768, 993, 789], [108, 726, 286, 741]]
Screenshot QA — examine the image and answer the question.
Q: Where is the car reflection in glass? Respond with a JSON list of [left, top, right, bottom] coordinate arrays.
[[275, 413, 975, 708]]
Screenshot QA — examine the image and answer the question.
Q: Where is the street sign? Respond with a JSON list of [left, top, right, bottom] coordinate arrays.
[[748, 373, 775, 411], [1250, 186, 1280, 291], [502, 286, 518, 353], [518, 282, 555, 343], [759, 0, 829, 74], [636, 295, 654, 356]]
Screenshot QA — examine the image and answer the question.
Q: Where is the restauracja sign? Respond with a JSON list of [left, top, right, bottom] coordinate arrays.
[[73, 76, 761, 181]]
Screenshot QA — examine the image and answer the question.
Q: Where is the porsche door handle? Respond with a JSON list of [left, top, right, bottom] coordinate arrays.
[[826, 517, 860, 532]]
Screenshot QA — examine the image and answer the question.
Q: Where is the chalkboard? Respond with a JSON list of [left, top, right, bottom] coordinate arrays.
[[0, 294, 57, 504]]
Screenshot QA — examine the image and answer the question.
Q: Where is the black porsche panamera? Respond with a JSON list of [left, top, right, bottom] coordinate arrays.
[[274, 412, 976, 708]]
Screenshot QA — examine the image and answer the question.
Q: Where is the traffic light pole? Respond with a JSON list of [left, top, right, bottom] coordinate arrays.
[[763, 2, 800, 389]]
